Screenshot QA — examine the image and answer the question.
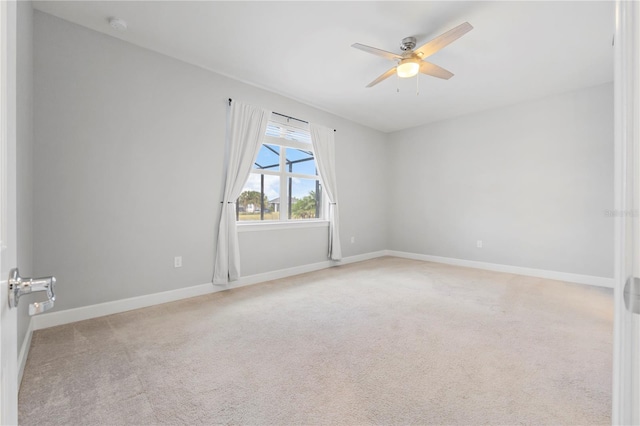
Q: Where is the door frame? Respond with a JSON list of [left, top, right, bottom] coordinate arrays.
[[612, 0, 639, 424]]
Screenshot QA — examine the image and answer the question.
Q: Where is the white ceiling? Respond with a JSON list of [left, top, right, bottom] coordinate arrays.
[[33, 1, 615, 133]]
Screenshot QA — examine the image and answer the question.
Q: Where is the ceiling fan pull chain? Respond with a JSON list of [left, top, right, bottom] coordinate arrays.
[[416, 74, 419, 96], [396, 72, 400, 93]]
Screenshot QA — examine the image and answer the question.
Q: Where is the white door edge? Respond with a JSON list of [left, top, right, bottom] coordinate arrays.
[[0, 0, 19, 424], [612, 1, 640, 424]]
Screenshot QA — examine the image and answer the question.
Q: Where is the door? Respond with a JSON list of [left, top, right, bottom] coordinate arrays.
[[0, 0, 17, 423], [613, 1, 640, 424]]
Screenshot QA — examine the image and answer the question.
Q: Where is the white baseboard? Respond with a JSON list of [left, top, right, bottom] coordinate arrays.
[[228, 250, 387, 289], [386, 250, 614, 288], [31, 248, 611, 331], [31, 282, 218, 330], [32, 250, 388, 331], [18, 317, 33, 389]]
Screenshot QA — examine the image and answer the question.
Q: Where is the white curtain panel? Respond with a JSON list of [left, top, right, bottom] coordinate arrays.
[[310, 123, 343, 261], [213, 101, 271, 284]]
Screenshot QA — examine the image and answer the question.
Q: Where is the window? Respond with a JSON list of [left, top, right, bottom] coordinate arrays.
[[237, 115, 325, 223]]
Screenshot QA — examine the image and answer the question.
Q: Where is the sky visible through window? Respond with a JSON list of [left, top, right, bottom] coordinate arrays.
[[251, 144, 317, 202]]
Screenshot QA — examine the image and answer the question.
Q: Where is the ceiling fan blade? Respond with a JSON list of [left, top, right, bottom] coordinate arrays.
[[419, 61, 454, 80], [352, 43, 403, 61], [414, 22, 473, 59], [366, 67, 397, 88]]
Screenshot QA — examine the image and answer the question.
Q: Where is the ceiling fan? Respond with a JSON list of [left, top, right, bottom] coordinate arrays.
[[352, 22, 473, 88]]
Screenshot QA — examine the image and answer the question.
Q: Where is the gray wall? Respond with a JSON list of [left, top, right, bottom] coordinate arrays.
[[32, 10, 614, 316], [389, 83, 614, 278], [33, 11, 390, 312], [17, 1, 34, 356]]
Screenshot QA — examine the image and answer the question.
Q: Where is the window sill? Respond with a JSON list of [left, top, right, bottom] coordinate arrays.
[[237, 220, 329, 232]]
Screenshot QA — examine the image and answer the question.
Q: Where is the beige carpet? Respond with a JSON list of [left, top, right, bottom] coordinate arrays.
[[19, 257, 613, 425]]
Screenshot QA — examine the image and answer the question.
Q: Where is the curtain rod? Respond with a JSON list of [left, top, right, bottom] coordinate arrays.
[[228, 98, 336, 132]]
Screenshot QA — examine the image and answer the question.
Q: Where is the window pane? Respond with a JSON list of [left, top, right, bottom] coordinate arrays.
[[253, 144, 280, 172], [237, 174, 280, 221], [289, 178, 321, 220], [285, 148, 317, 175]]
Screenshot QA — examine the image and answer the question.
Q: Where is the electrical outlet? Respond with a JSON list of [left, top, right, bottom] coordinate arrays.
[[351, 236, 355, 244], [476, 240, 483, 248], [174, 256, 182, 268]]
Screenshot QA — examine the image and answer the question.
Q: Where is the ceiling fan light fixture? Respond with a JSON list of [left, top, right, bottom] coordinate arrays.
[[396, 59, 420, 78]]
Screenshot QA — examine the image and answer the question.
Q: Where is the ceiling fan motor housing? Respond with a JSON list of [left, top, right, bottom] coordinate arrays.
[[400, 37, 417, 51]]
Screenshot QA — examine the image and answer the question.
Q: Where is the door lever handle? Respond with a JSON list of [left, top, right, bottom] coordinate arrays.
[[624, 276, 640, 315], [8, 268, 56, 315]]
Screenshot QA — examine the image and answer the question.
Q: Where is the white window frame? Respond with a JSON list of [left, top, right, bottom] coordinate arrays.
[[237, 114, 329, 231]]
